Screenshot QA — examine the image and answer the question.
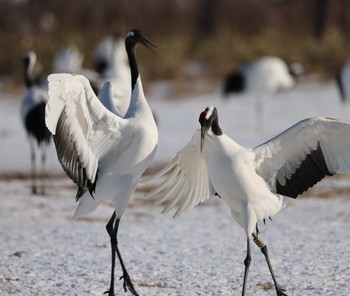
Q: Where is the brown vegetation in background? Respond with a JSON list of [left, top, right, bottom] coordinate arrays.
[[0, 0, 349, 83]]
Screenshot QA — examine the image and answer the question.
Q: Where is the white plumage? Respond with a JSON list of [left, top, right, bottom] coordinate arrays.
[[223, 56, 299, 96], [93, 33, 131, 115], [141, 130, 214, 217], [336, 59, 350, 102], [53, 45, 84, 74], [45, 30, 157, 296], [97, 80, 126, 117], [52, 45, 101, 93], [142, 106, 350, 295]]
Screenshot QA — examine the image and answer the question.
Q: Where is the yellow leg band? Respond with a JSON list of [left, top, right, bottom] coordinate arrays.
[[253, 236, 265, 248]]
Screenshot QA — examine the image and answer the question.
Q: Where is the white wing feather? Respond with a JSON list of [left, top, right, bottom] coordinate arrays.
[[254, 117, 350, 193], [45, 73, 123, 185], [141, 130, 215, 217], [97, 80, 126, 117]]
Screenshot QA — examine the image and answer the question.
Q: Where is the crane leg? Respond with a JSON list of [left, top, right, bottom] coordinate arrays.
[[252, 233, 287, 296], [104, 211, 139, 296], [29, 140, 37, 194], [242, 237, 251, 296], [40, 145, 47, 195]]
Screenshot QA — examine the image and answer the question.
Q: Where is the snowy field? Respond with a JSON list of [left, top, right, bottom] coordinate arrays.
[[1, 80, 350, 295]]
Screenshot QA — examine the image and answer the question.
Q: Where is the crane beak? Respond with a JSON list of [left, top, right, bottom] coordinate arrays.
[[140, 35, 157, 53], [200, 125, 209, 153]]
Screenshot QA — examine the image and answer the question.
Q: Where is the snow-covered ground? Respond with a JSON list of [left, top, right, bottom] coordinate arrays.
[[1, 80, 350, 295]]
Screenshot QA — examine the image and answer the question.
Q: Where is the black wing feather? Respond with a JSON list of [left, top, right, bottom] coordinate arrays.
[[276, 143, 333, 198], [53, 112, 97, 200]]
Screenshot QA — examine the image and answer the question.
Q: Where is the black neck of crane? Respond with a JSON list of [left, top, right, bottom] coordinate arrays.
[[125, 40, 139, 92], [211, 109, 223, 136], [23, 58, 34, 88]]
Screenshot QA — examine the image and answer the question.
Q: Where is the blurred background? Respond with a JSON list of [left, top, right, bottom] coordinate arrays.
[[0, 0, 350, 91], [2, 3, 350, 295]]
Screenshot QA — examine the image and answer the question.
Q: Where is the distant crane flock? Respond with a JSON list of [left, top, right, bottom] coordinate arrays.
[[18, 28, 350, 295]]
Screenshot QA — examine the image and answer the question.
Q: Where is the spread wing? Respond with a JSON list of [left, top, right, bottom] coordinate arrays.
[[254, 117, 350, 198], [140, 129, 215, 217], [45, 73, 124, 198], [97, 80, 126, 117]]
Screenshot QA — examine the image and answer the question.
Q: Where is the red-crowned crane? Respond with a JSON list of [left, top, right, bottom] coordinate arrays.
[[142, 106, 350, 296], [21, 51, 51, 194], [45, 30, 158, 296]]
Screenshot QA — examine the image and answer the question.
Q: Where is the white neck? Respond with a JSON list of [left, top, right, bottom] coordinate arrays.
[[212, 132, 242, 153], [125, 77, 151, 119]]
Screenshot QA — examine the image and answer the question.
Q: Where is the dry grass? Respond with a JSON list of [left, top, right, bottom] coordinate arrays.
[[302, 174, 350, 199], [256, 281, 274, 291], [1, 27, 349, 91]]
